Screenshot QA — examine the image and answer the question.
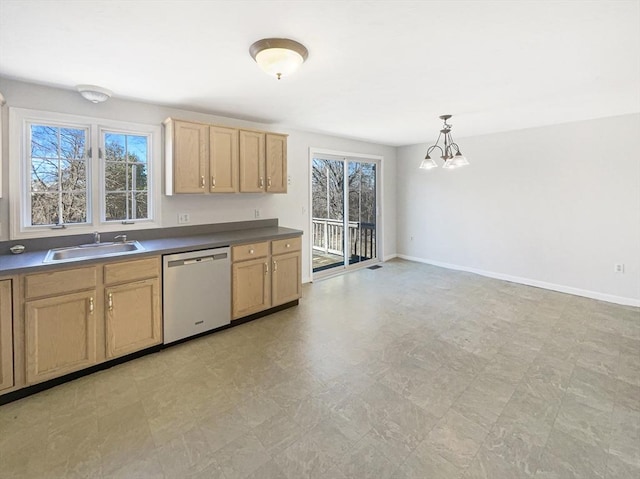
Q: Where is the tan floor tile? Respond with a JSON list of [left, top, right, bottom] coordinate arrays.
[[424, 409, 489, 469]]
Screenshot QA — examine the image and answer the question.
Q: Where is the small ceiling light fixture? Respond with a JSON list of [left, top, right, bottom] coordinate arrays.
[[76, 84, 112, 103], [420, 115, 470, 170], [249, 38, 308, 80]]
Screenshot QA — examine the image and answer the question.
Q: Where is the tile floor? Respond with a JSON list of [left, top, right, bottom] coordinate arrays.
[[1, 259, 639, 478]]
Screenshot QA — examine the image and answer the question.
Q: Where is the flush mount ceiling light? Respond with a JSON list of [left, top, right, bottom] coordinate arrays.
[[420, 115, 470, 170], [76, 84, 112, 103], [249, 38, 308, 80]]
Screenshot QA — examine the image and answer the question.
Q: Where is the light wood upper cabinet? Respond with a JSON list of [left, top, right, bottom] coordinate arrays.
[[210, 126, 239, 193], [25, 290, 97, 385], [166, 120, 209, 194], [0, 280, 13, 392], [105, 278, 161, 359], [165, 118, 287, 195], [266, 134, 287, 193], [239, 130, 266, 193]]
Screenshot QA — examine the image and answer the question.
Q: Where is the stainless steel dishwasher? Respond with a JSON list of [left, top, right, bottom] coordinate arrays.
[[163, 247, 230, 344]]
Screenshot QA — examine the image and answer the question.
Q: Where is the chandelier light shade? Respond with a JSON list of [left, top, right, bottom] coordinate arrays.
[[76, 85, 112, 103], [420, 115, 470, 170], [249, 38, 308, 80]]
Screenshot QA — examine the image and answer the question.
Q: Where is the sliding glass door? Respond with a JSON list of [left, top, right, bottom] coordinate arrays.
[[311, 154, 378, 276]]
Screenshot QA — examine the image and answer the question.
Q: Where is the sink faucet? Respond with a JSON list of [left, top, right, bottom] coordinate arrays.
[[114, 234, 128, 243], [93, 231, 100, 244]]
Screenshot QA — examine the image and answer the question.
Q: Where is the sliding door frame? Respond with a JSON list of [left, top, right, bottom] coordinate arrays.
[[309, 147, 383, 281]]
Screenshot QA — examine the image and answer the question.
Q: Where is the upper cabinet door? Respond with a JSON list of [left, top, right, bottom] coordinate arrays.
[[266, 134, 287, 193], [210, 126, 239, 193], [172, 120, 208, 194], [239, 130, 266, 193]]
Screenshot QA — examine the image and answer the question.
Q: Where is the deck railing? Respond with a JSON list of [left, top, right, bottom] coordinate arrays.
[[312, 217, 376, 261]]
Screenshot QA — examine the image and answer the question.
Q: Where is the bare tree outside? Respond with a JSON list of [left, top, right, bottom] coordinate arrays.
[[30, 125, 88, 225], [29, 124, 149, 227], [312, 157, 377, 271]]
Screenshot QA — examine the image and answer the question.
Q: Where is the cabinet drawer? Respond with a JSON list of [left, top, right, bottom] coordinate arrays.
[[104, 257, 160, 285], [232, 241, 269, 262], [271, 237, 301, 256], [25, 266, 97, 299]]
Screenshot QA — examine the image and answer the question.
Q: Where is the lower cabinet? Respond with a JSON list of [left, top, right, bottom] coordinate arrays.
[[25, 290, 97, 385], [20, 257, 162, 386], [0, 280, 14, 392], [232, 257, 271, 318], [232, 236, 302, 320], [272, 251, 302, 307], [105, 278, 161, 359]]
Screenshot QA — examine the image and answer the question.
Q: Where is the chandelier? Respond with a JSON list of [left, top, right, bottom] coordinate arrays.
[[419, 115, 470, 170]]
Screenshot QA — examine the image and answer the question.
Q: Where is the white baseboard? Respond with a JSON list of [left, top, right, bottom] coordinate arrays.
[[383, 254, 398, 261], [397, 254, 640, 307]]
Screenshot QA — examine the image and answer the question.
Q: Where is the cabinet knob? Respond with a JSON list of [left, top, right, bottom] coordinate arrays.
[[249, 249, 254, 254], [267, 177, 272, 188], [200, 176, 205, 188], [108, 292, 113, 311], [286, 243, 290, 248], [89, 297, 94, 313], [264, 262, 269, 274], [273, 260, 277, 272], [259, 177, 264, 188], [211, 176, 215, 188]]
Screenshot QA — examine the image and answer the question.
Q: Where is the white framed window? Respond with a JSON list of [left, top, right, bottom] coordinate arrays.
[[9, 108, 161, 239]]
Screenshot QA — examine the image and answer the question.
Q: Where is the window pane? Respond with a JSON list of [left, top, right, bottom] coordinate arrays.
[[133, 192, 148, 219], [102, 131, 151, 222], [105, 193, 127, 221], [131, 163, 148, 191], [60, 160, 87, 191], [105, 162, 128, 191], [60, 128, 86, 159], [61, 192, 87, 223], [31, 125, 58, 158], [128, 135, 147, 163], [31, 192, 59, 225], [105, 133, 126, 162], [31, 159, 59, 192], [27, 123, 89, 228]]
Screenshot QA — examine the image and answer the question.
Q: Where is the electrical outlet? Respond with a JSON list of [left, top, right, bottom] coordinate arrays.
[[178, 213, 190, 224], [254, 209, 261, 218], [614, 263, 624, 273]]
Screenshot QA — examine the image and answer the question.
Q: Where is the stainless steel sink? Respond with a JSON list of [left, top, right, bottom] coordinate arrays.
[[43, 241, 145, 263]]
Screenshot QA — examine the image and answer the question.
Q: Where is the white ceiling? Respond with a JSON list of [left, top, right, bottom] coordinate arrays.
[[1, 0, 639, 146]]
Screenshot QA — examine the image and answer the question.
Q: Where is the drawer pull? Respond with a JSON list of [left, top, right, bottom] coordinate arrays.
[[201, 176, 205, 188], [267, 177, 272, 188], [89, 297, 94, 313], [264, 262, 269, 274], [108, 293, 113, 311], [273, 260, 277, 272], [259, 177, 264, 188], [211, 176, 216, 188]]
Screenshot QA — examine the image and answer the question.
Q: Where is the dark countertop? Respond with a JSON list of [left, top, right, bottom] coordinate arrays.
[[0, 225, 302, 276]]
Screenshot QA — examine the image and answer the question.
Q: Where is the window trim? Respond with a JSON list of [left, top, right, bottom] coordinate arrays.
[[9, 108, 162, 239]]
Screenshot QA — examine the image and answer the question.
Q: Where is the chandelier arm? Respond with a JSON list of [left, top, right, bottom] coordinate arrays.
[[426, 131, 443, 157], [426, 145, 444, 157]]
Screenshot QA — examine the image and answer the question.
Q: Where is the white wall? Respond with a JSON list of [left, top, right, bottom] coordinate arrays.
[[397, 114, 640, 306], [0, 78, 397, 282]]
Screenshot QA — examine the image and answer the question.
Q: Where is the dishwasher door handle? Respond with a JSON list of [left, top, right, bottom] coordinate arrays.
[[183, 257, 214, 265]]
